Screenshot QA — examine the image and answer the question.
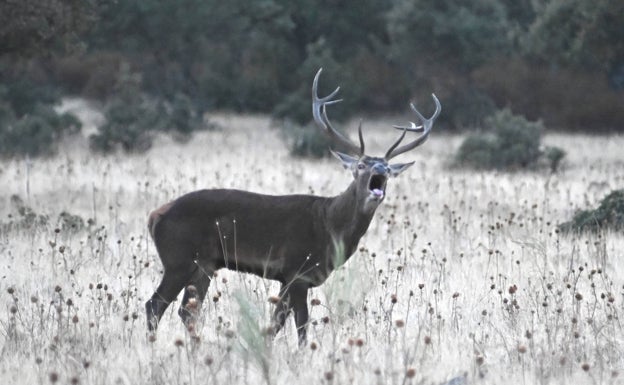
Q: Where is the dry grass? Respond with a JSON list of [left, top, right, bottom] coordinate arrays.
[[1, 114, 623, 385]]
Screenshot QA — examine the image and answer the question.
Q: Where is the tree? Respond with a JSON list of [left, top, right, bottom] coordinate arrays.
[[525, 0, 624, 74]]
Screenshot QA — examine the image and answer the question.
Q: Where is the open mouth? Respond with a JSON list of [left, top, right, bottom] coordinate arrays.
[[368, 174, 387, 200]]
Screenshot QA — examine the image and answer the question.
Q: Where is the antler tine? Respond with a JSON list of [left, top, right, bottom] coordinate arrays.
[[312, 68, 363, 156], [385, 94, 441, 160], [384, 126, 407, 159], [392, 121, 424, 132], [357, 120, 365, 155]]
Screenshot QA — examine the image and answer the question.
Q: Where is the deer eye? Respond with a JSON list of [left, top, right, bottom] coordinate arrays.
[[357, 163, 366, 170]]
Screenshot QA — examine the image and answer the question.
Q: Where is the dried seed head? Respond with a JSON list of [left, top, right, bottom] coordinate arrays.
[[310, 342, 318, 350], [424, 336, 431, 345], [311, 298, 321, 306], [390, 294, 398, 304], [187, 298, 198, 310], [355, 338, 364, 347], [518, 345, 527, 354], [476, 356, 485, 366], [204, 356, 213, 366], [395, 319, 405, 328], [72, 315, 79, 324], [268, 296, 281, 304], [406, 368, 416, 378], [581, 363, 590, 372], [324, 371, 334, 381], [174, 339, 184, 347], [49, 372, 59, 383]]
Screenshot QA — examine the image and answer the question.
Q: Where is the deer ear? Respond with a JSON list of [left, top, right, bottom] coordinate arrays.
[[388, 161, 414, 177], [331, 150, 359, 170]]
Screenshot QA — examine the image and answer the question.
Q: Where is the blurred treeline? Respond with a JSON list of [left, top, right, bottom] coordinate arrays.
[[1, 0, 623, 155]]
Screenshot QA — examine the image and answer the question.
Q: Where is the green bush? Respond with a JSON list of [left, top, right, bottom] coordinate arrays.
[[90, 75, 206, 153], [90, 97, 160, 153], [279, 120, 332, 158], [455, 109, 565, 171], [559, 190, 624, 233], [543, 146, 566, 173], [0, 105, 81, 158]]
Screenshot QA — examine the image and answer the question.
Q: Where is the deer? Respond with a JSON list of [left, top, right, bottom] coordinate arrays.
[[145, 68, 441, 344]]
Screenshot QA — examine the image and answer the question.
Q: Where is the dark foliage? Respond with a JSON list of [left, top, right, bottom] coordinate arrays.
[[559, 190, 624, 233], [0, 79, 81, 158], [0, 0, 623, 157], [455, 109, 565, 171]]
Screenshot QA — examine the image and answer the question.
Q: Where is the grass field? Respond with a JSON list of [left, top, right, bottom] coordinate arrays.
[[1, 113, 623, 385]]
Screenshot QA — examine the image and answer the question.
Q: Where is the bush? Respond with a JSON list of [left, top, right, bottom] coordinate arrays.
[[90, 74, 206, 153], [90, 96, 160, 153], [0, 105, 81, 158], [279, 119, 332, 158], [559, 190, 624, 233], [455, 108, 565, 171]]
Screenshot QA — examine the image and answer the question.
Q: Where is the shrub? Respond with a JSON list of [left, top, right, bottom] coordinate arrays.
[[559, 190, 624, 233], [0, 105, 81, 158], [90, 96, 159, 153], [279, 119, 332, 158], [543, 146, 566, 173], [90, 76, 206, 153], [455, 108, 565, 171]]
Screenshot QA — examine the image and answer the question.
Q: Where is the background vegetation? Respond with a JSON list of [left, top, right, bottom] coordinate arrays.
[[0, 0, 622, 156], [1, 120, 622, 385]]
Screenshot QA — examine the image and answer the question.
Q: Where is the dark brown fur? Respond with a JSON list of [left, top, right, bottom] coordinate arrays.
[[145, 178, 378, 343]]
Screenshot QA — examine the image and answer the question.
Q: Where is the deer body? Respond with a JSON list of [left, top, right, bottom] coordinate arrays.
[[145, 69, 440, 344], [150, 185, 374, 287]]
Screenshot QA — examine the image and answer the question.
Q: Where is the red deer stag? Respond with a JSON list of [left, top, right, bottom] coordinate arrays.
[[145, 68, 441, 344]]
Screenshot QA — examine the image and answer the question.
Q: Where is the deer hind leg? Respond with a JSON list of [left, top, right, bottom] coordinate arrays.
[[178, 263, 214, 333], [271, 283, 309, 345], [145, 265, 194, 332], [290, 285, 310, 345]]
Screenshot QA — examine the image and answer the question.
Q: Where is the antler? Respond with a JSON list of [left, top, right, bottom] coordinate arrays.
[[385, 94, 441, 160], [312, 68, 364, 156]]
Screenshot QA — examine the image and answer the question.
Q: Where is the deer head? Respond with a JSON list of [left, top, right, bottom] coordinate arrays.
[[312, 68, 441, 213]]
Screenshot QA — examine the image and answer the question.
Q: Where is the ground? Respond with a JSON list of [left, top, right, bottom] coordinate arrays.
[[1, 113, 623, 385]]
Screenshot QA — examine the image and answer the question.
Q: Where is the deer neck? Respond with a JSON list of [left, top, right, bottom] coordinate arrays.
[[325, 180, 377, 258]]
